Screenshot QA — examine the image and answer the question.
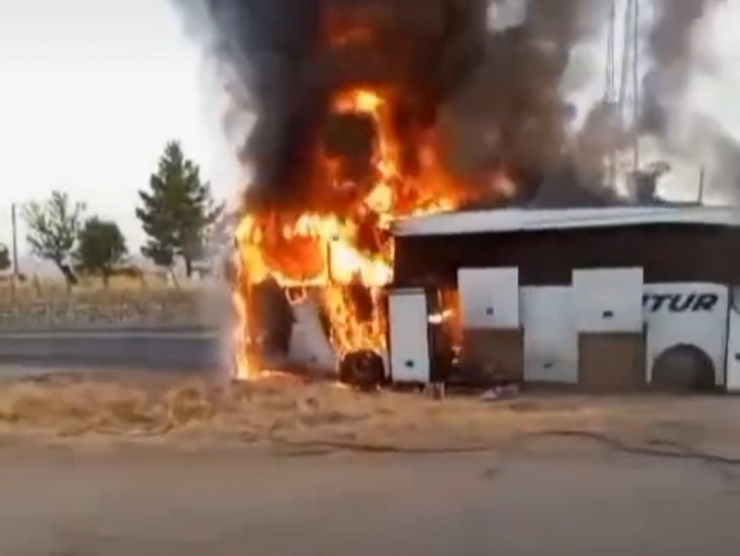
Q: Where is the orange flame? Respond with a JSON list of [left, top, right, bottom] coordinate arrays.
[[232, 88, 471, 379]]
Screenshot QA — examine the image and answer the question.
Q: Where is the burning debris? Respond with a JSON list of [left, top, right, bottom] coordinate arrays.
[[176, 0, 729, 382]]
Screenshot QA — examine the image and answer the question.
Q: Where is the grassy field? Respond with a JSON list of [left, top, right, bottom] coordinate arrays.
[[0, 276, 228, 329]]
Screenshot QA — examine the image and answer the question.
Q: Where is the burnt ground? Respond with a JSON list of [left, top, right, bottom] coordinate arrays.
[[1, 372, 740, 554]]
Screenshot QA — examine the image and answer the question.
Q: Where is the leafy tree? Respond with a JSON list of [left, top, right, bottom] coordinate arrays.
[[75, 218, 128, 287], [136, 141, 223, 277], [22, 191, 85, 286], [0, 244, 9, 273]]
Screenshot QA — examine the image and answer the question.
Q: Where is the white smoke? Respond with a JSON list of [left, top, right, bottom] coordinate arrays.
[[675, 1, 740, 203], [562, 0, 740, 204], [486, 0, 526, 31]]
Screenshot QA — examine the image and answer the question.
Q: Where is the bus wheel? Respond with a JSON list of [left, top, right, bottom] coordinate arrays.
[[652, 344, 715, 393], [339, 350, 385, 391]]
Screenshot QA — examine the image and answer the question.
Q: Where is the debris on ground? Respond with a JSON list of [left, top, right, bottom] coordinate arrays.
[[481, 384, 520, 402]]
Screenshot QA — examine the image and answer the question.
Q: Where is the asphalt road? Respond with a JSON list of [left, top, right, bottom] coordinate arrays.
[[1, 443, 740, 555], [0, 327, 225, 372]]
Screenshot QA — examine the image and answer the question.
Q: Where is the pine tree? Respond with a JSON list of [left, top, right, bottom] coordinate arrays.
[[136, 141, 223, 277]]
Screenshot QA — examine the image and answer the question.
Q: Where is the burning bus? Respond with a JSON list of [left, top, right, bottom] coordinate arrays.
[[233, 198, 740, 394], [182, 0, 740, 392]]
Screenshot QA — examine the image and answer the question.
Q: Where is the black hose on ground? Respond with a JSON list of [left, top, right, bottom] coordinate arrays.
[[269, 429, 740, 465]]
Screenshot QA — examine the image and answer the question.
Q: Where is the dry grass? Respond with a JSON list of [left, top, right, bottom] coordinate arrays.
[[0, 372, 729, 454], [0, 277, 227, 329], [0, 274, 202, 304]]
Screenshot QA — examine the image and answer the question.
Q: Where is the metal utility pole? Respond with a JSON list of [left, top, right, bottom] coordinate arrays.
[[11, 203, 19, 277], [605, 0, 617, 104], [632, 0, 641, 171], [698, 166, 706, 205], [618, 0, 633, 124], [603, 0, 618, 187], [617, 0, 641, 170]]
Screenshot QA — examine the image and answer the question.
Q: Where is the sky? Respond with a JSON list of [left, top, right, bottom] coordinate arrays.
[[1, 0, 740, 261], [0, 0, 240, 255]]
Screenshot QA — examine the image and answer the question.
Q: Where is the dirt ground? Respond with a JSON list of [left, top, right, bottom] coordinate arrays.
[[2, 372, 740, 554], [2, 443, 740, 556]]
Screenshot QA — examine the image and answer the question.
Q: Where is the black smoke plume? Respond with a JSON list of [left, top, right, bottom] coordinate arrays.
[[176, 0, 610, 209], [641, 0, 718, 136], [440, 0, 607, 197]]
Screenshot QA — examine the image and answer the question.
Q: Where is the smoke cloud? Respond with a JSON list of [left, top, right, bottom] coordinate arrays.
[[638, 0, 740, 200], [440, 0, 609, 195], [175, 0, 734, 208], [641, 0, 718, 136]]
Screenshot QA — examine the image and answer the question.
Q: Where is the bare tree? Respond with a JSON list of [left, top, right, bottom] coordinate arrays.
[[23, 191, 85, 288]]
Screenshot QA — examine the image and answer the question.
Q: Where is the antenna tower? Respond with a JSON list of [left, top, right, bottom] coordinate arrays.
[[618, 0, 640, 172], [603, 0, 641, 186], [603, 0, 618, 186]]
